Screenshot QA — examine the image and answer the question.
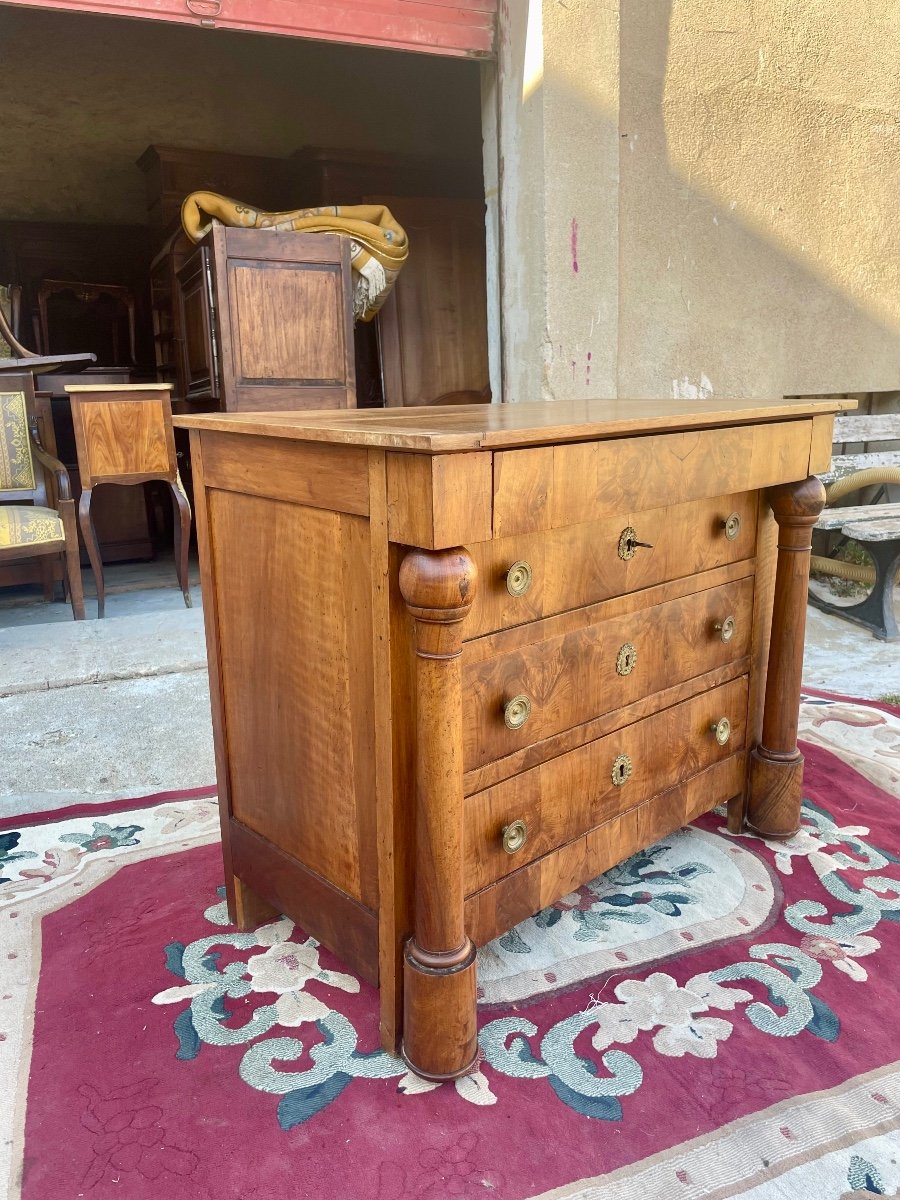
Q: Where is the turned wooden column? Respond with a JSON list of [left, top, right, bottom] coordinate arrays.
[[399, 546, 479, 1081], [748, 476, 826, 838]]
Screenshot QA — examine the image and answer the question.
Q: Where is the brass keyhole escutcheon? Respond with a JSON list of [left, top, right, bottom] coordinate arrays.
[[710, 717, 732, 746], [506, 560, 533, 598], [714, 615, 736, 643], [504, 694, 532, 730], [616, 642, 638, 676], [723, 512, 742, 541], [502, 818, 528, 855], [611, 753, 633, 786], [617, 527, 654, 561]]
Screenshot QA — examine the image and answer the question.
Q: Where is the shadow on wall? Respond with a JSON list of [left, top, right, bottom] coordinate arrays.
[[539, 1, 900, 400], [621, 0, 900, 398]]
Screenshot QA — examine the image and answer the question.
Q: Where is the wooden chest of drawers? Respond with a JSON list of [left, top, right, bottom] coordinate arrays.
[[177, 396, 853, 1081]]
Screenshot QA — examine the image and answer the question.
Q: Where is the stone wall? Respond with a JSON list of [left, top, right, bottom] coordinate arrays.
[[498, 0, 900, 401]]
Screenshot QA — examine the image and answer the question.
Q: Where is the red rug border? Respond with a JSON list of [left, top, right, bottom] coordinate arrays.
[[0, 784, 217, 832], [802, 685, 900, 718]]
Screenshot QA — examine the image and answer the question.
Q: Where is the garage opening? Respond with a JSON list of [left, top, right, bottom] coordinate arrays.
[[0, 4, 491, 600]]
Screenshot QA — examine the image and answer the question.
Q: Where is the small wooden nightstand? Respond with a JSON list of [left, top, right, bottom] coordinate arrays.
[[65, 383, 191, 617]]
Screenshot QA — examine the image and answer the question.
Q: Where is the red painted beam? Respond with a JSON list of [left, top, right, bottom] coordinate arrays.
[[0, 0, 497, 56]]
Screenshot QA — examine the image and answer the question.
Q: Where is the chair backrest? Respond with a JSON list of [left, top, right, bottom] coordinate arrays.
[[0, 285, 30, 359], [0, 374, 48, 506]]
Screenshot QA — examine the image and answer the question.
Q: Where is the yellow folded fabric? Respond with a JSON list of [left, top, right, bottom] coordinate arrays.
[[181, 192, 408, 322]]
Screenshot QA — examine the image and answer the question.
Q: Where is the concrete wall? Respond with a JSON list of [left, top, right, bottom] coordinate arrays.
[[0, 6, 482, 225], [498, 0, 900, 401]]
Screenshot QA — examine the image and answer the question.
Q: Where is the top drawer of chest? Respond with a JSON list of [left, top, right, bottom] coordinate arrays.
[[468, 490, 757, 638], [492, 420, 814, 537]]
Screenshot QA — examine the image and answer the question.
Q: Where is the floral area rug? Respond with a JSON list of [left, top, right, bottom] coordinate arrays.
[[1, 695, 899, 1200]]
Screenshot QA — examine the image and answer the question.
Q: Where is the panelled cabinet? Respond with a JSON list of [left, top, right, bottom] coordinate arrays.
[[141, 144, 488, 411], [178, 395, 853, 1082], [174, 226, 356, 412]]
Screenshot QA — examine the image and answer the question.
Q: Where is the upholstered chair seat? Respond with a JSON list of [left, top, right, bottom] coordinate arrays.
[[0, 374, 85, 619], [0, 505, 66, 548]]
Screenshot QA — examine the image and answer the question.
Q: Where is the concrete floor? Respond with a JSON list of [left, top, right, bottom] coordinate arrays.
[[0, 558, 896, 820]]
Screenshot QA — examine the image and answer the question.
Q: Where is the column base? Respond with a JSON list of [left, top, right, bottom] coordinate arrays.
[[401, 938, 479, 1081], [746, 747, 804, 839]]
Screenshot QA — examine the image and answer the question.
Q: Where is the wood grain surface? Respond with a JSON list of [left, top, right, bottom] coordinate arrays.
[[463, 575, 754, 770], [465, 753, 747, 947], [208, 489, 377, 906], [498, 422, 814, 534], [467, 490, 758, 637], [175, 396, 857, 453], [464, 676, 749, 892]]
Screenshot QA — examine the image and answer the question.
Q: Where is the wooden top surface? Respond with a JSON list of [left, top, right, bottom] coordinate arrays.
[[65, 383, 173, 393], [174, 396, 857, 453]]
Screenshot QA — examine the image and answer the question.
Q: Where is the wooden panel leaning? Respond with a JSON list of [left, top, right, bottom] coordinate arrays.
[[175, 395, 855, 1082]]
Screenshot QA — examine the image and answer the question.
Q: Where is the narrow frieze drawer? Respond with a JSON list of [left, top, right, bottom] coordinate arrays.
[[493, 420, 813, 536]]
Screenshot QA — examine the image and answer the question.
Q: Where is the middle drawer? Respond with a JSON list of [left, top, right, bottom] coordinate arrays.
[[463, 573, 754, 770]]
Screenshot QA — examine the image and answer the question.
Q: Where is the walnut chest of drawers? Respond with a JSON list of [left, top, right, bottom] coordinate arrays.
[[176, 396, 853, 1080]]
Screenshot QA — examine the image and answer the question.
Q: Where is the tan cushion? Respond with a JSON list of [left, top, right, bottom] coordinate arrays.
[[0, 505, 64, 548]]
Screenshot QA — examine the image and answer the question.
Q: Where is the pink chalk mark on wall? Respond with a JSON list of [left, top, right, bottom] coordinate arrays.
[[570, 218, 579, 274], [586, 351, 592, 389]]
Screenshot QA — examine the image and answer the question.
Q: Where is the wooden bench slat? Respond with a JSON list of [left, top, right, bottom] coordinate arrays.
[[839, 517, 900, 543], [833, 415, 900, 443], [819, 449, 900, 483], [816, 502, 900, 531]]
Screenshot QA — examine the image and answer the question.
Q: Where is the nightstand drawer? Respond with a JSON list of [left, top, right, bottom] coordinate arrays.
[[468, 490, 758, 637], [464, 675, 749, 894], [463, 574, 754, 770]]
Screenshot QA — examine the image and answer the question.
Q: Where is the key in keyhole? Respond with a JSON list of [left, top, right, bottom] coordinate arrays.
[[618, 527, 654, 560]]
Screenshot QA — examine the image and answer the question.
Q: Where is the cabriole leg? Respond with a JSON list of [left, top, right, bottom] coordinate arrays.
[[399, 547, 479, 1081], [78, 487, 105, 619], [748, 476, 826, 839]]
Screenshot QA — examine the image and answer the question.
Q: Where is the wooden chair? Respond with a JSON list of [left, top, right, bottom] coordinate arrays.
[[0, 286, 96, 376], [0, 373, 85, 619]]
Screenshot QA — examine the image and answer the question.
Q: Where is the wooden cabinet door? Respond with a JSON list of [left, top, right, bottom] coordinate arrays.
[[175, 244, 219, 402], [373, 197, 489, 407], [210, 226, 356, 412]]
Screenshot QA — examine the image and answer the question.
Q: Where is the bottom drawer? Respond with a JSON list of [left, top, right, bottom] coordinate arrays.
[[464, 675, 748, 894], [465, 752, 747, 947]]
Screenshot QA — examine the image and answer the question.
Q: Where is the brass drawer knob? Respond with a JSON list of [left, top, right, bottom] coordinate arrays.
[[611, 753, 633, 786], [723, 512, 742, 541], [617, 526, 654, 561], [714, 615, 736, 643], [710, 716, 732, 746], [504, 694, 532, 730], [616, 642, 638, 676], [502, 818, 528, 855], [506, 560, 533, 597]]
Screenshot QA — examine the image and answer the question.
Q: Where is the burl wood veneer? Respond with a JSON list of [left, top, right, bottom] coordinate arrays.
[[176, 396, 854, 1081]]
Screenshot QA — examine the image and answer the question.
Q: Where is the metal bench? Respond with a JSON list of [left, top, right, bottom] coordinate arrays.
[[810, 413, 900, 641]]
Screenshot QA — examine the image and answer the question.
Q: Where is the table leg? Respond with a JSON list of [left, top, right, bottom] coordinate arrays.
[[748, 476, 826, 838], [399, 547, 479, 1081], [78, 487, 105, 619], [169, 476, 193, 608]]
